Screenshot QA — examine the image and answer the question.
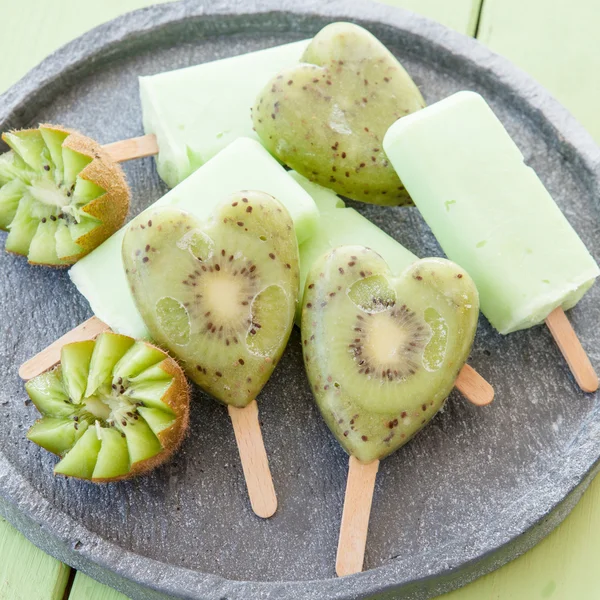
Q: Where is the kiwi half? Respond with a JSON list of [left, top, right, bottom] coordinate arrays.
[[122, 192, 300, 408], [0, 124, 129, 266], [26, 332, 189, 482], [302, 246, 479, 463]]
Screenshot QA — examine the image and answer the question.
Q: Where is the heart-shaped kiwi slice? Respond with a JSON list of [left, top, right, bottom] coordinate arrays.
[[123, 191, 300, 407], [302, 246, 479, 463], [252, 22, 425, 206]]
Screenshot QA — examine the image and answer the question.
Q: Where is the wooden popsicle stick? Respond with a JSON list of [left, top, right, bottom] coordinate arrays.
[[336, 456, 380, 577], [545, 307, 598, 393], [20, 323, 495, 407], [18, 316, 109, 380], [228, 400, 277, 518], [102, 134, 158, 163], [454, 363, 494, 406]]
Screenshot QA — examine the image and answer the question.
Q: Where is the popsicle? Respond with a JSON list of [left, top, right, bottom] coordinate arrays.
[[22, 167, 492, 407], [292, 172, 492, 574], [122, 198, 299, 410], [69, 137, 318, 340], [121, 196, 300, 516], [302, 245, 480, 575], [383, 91, 599, 392], [292, 172, 416, 309], [252, 22, 425, 206], [139, 40, 309, 188]]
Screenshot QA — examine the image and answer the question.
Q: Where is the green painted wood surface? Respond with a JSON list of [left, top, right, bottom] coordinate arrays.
[[378, 0, 482, 35], [478, 0, 600, 144], [69, 572, 127, 600], [0, 517, 69, 600], [0, 0, 599, 599]]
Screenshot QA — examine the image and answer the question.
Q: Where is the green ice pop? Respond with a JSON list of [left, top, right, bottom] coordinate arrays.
[[69, 138, 318, 338], [383, 91, 600, 334], [140, 40, 309, 188], [291, 172, 418, 322]]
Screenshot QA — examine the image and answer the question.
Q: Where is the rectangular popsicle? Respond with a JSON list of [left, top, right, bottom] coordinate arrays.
[[291, 172, 418, 303], [69, 138, 318, 339], [383, 91, 600, 334], [139, 40, 309, 188]]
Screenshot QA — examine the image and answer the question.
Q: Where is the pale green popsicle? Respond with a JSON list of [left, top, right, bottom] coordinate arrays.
[[69, 138, 318, 339], [140, 40, 309, 188], [291, 172, 418, 322], [383, 91, 600, 334]]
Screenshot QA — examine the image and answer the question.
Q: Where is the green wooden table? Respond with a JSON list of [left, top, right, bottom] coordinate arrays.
[[1, 1, 599, 598]]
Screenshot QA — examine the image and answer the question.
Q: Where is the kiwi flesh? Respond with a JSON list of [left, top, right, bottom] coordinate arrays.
[[26, 332, 189, 482], [252, 22, 425, 206], [122, 191, 300, 408], [0, 124, 129, 266], [302, 245, 479, 463]]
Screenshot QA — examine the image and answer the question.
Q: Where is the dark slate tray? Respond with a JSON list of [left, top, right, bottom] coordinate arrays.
[[0, 1, 599, 599]]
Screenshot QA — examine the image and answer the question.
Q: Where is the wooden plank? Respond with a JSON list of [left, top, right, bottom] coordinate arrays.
[[380, 0, 483, 35], [0, 0, 173, 93], [0, 516, 70, 600], [478, 0, 600, 143], [69, 572, 127, 600]]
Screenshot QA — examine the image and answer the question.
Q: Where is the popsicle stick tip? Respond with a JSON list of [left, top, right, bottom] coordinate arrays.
[[454, 364, 494, 406], [17, 363, 32, 381], [228, 401, 277, 519], [19, 317, 110, 381], [545, 307, 598, 393]]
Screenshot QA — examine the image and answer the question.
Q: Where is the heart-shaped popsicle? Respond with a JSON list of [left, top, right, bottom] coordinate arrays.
[[303, 246, 479, 463], [123, 194, 299, 406], [252, 22, 425, 206], [302, 245, 479, 573], [122, 192, 300, 517]]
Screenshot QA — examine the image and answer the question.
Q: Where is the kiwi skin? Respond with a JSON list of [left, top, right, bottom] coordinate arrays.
[[2, 124, 130, 266]]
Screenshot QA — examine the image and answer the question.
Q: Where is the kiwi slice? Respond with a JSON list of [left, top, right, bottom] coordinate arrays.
[[122, 192, 300, 408], [26, 332, 189, 482], [302, 246, 479, 463], [0, 124, 129, 266]]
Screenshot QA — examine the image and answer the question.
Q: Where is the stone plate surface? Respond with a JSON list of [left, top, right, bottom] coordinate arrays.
[[0, 1, 599, 599]]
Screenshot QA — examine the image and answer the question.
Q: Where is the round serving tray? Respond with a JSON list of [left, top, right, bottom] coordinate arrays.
[[0, 1, 599, 598]]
